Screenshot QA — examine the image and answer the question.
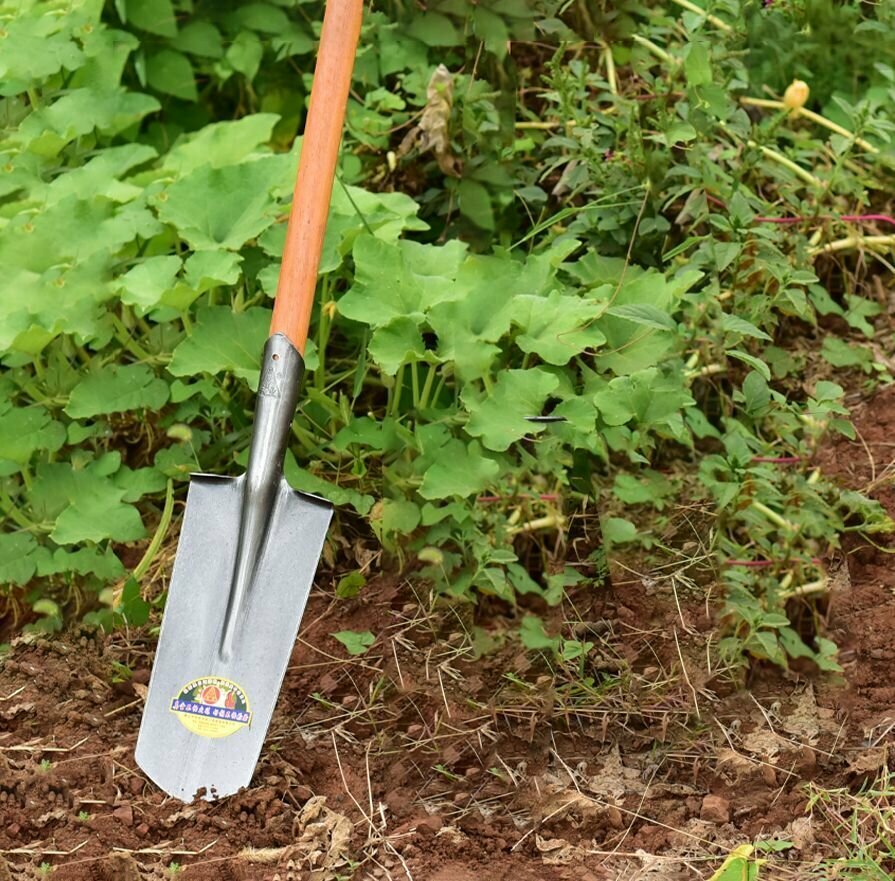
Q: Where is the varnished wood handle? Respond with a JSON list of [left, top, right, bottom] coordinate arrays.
[[270, 0, 364, 353]]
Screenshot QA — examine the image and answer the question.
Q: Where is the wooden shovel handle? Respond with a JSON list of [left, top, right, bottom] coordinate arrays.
[[270, 0, 364, 353]]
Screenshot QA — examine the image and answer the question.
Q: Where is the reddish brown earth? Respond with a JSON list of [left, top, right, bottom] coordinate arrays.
[[3, 390, 895, 880]]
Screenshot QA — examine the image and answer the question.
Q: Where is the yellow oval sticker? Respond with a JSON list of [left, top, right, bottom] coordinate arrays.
[[170, 676, 252, 739]]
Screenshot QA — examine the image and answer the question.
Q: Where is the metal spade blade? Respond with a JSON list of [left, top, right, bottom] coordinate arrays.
[[135, 335, 332, 801]]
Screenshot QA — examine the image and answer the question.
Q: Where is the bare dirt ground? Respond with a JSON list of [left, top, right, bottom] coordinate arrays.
[[3, 389, 895, 881]]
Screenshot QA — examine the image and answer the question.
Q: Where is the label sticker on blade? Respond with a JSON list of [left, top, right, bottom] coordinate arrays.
[[170, 677, 252, 739]]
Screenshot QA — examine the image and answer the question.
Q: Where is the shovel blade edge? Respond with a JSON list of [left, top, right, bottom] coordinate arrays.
[[135, 474, 332, 802]]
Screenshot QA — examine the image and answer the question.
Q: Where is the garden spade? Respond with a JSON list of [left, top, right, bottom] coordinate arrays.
[[135, 0, 364, 802]]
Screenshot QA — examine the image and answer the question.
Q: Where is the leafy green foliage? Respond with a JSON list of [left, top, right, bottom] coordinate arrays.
[[332, 630, 376, 656], [1, 0, 893, 676]]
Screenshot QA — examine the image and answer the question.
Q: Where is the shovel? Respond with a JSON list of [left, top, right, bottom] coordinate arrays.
[[135, 0, 364, 802]]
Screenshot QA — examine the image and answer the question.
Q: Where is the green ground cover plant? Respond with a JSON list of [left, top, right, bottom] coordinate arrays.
[[1, 0, 894, 676]]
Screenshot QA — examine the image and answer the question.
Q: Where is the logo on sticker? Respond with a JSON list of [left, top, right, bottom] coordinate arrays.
[[170, 676, 252, 739]]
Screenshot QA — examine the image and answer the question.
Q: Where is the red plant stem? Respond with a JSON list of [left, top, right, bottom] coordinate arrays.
[[841, 214, 895, 225], [704, 191, 895, 227], [751, 456, 802, 464]]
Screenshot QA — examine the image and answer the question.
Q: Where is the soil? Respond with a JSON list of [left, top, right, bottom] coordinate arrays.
[[3, 389, 895, 881]]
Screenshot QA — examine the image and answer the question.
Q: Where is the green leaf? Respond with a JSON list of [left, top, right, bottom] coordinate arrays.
[[473, 7, 510, 58], [125, 0, 178, 37], [184, 250, 243, 294], [120, 577, 150, 626], [117, 255, 182, 311], [66, 364, 170, 419], [164, 114, 280, 174], [0, 406, 66, 465], [741, 370, 770, 417], [272, 23, 315, 58], [821, 337, 872, 370], [339, 236, 467, 329], [463, 369, 559, 452], [284, 454, 375, 515], [594, 270, 701, 374], [602, 517, 638, 544], [707, 846, 760, 881], [662, 122, 698, 145], [157, 155, 290, 250], [419, 440, 500, 499], [519, 615, 559, 651], [0, 532, 38, 585], [368, 317, 428, 375], [407, 13, 462, 46], [458, 178, 495, 230], [0, 14, 85, 95], [114, 465, 167, 502], [749, 630, 786, 666], [377, 498, 421, 536], [226, 31, 264, 80], [604, 303, 676, 331], [332, 630, 376, 656], [814, 637, 843, 672], [720, 314, 772, 341], [813, 380, 844, 402], [684, 41, 712, 86], [168, 306, 270, 385], [727, 349, 771, 381], [612, 471, 674, 507], [232, 3, 291, 33], [172, 21, 224, 58], [514, 290, 607, 364], [477, 568, 513, 602], [15, 89, 160, 155], [32, 459, 145, 545], [844, 294, 880, 337], [779, 627, 815, 660], [429, 250, 560, 379], [36, 546, 124, 581], [593, 369, 694, 434], [146, 49, 197, 101], [336, 572, 366, 599], [41, 143, 156, 206]]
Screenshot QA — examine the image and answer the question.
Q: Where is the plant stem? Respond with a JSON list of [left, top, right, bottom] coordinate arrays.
[[110, 313, 156, 362], [418, 364, 437, 411], [602, 44, 618, 95], [410, 361, 420, 408], [133, 480, 175, 583], [631, 34, 679, 66], [752, 142, 821, 187], [809, 234, 895, 257], [430, 373, 448, 410], [508, 514, 566, 535], [315, 277, 332, 390], [781, 577, 829, 599], [740, 97, 879, 154], [389, 364, 405, 417], [0, 489, 35, 530], [668, 0, 732, 32], [752, 500, 795, 531], [515, 120, 562, 130]]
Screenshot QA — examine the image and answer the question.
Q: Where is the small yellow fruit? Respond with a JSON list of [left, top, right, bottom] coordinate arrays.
[[783, 79, 810, 111]]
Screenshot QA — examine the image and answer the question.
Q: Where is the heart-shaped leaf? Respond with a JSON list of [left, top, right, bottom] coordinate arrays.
[[66, 364, 170, 418], [463, 368, 559, 451]]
